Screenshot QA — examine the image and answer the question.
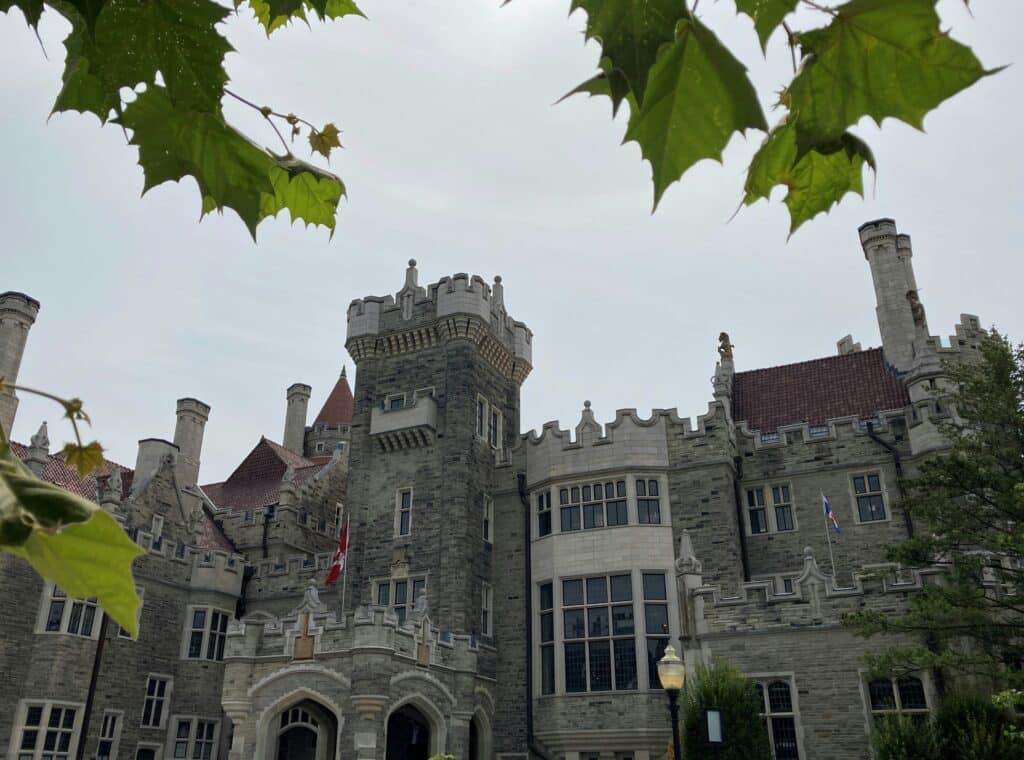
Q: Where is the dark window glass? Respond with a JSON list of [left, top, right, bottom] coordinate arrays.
[[614, 638, 638, 690], [642, 573, 667, 600], [562, 579, 584, 606], [783, 578, 794, 594], [768, 681, 793, 712], [538, 511, 552, 536], [46, 600, 65, 631], [583, 503, 604, 529], [647, 637, 668, 689], [589, 641, 612, 691], [869, 680, 896, 710], [648, 480, 659, 497], [401, 490, 411, 509], [390, 396, 403, 410], [586, 577, 607, 604], [560, 506, 581, 532], [750, 508, 768, 533], [636, 479, 646, 497], [188, 631, 203, 658], [612, 605, 634, 635], [771, 716, 800, 760], [776, 505, 794, 531], [587, 607, 609, 636], [607, 500, 629, 526], [897, 677, 927, 709], [610, 575, 632, 602], [541, 645, 555, 694], [564, 609, 585, 639], [571, 486, 580, 503], [868, 474, 881, 492], [377, 583, 390, 606], [540, 583, 553, 610], [638, 499, 660, 524], [605, 483, 615, 499], [854, 476, 866, 494], [582, 485, 592, 502], [565, 643, 587, 692], [858, 495, 886, 522], [413, 579, 425, 599], [644, 604, 669, 634], [399, 511, 411, 534], [617, 480, 626, 498], [540, 612, 553, 642], [395, 581, 408, 605], [192, 610, 206, 629]]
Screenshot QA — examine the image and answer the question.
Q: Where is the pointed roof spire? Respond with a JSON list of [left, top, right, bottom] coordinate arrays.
[[314, 367, 354, 425]]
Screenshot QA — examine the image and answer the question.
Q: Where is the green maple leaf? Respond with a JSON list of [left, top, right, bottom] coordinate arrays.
[[95, 0, 232, 112], [735, 0, 798, 51], [52, 14, 119, 121], [118, 86, 343, 237], [785, 0, 996, 147], [624, 17, 767, 209], [744, 117, 876, 234], [0, 0, 44, 28], [62, 0, 108, 35], [309, 122, 342, 159], [62, 441, 105, 478], [312, 0, 364, 21], [0, 444, 144, 637], [261, 156, 344, 232], [570, 0, 686, 104], [244, 0, 362, 34], [560, 57, 633, 118]]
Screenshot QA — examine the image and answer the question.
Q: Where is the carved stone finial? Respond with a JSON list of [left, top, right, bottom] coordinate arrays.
[[107, 465, 123, 499], [676, 529, 703, 576], [282, 464, 296, 484], [906, 290, 927, 329], [717, 332, 734, 361], [303, 578, 322, 609], [30, 421, 49, 451]]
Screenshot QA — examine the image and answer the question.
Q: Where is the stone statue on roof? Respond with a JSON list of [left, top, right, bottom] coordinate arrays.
[[906, 290, 927, 329], [717, 332, 734, 361]]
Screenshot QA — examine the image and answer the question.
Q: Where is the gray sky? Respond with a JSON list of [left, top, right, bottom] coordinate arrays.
[[3, 0, 1021, 483]]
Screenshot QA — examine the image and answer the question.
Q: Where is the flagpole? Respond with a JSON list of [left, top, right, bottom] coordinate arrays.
[[822, 492, 838, 582], [339, 514, 350, 621]]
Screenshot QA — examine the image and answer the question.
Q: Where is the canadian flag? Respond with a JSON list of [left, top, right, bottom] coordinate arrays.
[[325, 519, 350, 587]]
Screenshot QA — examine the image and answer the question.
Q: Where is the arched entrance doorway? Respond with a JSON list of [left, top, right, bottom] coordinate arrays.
[[469, 718, 479, 760], [273, 700, 336, 760], [385, 704, 431, 760]]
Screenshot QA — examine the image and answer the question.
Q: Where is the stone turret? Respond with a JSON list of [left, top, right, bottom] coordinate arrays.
[[0, 291, 41, 436], [284, 383, 311, 456], [174, 397, 210, 489], [858, 219, 924, 372]]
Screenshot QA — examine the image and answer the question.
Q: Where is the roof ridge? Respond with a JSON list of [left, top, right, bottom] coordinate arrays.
[[734, 347, 883, 376]]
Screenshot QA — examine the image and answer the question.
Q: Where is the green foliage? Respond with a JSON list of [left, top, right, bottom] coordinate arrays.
[[565, 0, 997, 232], [0, 384, 144, 637], [844, 333, 1024, 686], [2, 0, 1001, 236], [3, 0, 357, 237], [870, 693, 1023, 760], [680, 661, 772, 760]]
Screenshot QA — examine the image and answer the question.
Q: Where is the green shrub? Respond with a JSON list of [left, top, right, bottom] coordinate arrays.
[[870, 715, 937, 760], [680, 661, 772, 760]]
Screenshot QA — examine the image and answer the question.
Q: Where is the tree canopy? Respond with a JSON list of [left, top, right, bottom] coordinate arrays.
[[846, 333, 1024, 688], [0, 0, 1000, 238]]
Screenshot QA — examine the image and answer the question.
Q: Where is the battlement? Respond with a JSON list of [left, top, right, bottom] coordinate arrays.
[[345, 261, 532, 377], [734, 407, 908, 450]]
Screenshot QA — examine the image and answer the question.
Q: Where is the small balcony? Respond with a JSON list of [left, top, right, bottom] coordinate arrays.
[[369, 396, 438, 451]]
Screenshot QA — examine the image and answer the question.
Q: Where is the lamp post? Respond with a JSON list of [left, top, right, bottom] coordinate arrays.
[[657, 644, 685, 760]]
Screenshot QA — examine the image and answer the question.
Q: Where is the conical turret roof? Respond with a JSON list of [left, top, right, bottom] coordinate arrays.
[[314, 366, 353, 425]]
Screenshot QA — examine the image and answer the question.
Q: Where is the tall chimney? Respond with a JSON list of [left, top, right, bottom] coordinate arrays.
[[284, 383, 311, 455], [0, 291, 41, 436], [173, 397, 211, 488]]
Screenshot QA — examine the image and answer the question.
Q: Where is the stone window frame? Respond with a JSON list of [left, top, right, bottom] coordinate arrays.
[[179, 606, 230, 662], [535, 490, 552, 538], [394, 487, 413, 537], [384, 392, 406, 411], [141, 673, 174, 730], [749, 673, 804, 760], [860, 670, 933, 729], [8, 699, 85, 760], [134, 743, 164, 760], [372, 575, 427, 625], [533, 473, 672, 540], [743, 482, 799, 536], [34, 581, 100, 639], [535, 568, 679, 697], [96, 709, 124, 760], [166, 716, 219, 760], [752, 574, 798, 596], [481, 581, 493, 637], [482, 494, 494, 544], [475, 395, 489, 440], [849, 471, 891, 525]]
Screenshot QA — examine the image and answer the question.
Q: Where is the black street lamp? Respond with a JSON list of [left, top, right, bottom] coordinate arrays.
[[657, 643, 685, 760]]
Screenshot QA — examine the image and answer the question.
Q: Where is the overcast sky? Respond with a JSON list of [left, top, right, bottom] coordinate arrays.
[[2, 0, 1021, 483]]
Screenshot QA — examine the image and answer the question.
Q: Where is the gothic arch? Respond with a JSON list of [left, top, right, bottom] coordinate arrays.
[[384, 692, 448, 757], [254, 687, 344, 760], [471, 705, 493, 760], [389, 670, 456, 707], [249, 664, 351, 699]]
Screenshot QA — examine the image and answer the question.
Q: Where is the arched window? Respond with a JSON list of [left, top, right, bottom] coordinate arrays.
[[754, 678, 800, 759]]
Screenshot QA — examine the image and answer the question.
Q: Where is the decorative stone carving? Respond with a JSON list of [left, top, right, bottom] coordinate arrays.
[[717, 331, 734, 361], [906, 290, 927, 328]]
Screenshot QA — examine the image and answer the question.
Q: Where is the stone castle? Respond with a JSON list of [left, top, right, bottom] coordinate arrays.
[[0, 218, 988, 760]]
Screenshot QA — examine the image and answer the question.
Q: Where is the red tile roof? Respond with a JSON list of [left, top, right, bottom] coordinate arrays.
[[10, 441, 134, 499], [732, 348, 909, 433], [200, 437, 324, 511], [314, 367, 353, 425], [197, 505, 236, 552]]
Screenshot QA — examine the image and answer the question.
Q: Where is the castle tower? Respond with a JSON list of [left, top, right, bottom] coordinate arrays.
[[283, 382, 311, 455], [305, 367, 354, 456], [344, 260, 532, 632], [0, 291, 41, 436], [858, 219, 926, 372], [173, 397, 211, 489]]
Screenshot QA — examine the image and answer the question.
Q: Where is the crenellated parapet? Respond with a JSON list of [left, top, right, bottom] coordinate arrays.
[[691, 546, 940, 635], [733, 406, 908, 450], [345, 261, 533, 385]]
